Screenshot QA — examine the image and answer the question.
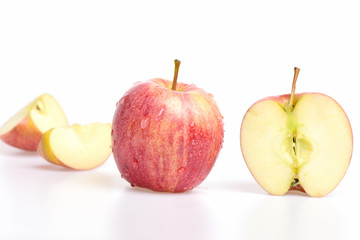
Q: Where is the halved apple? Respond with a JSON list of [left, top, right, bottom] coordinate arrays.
[[0, 93, 68, 151], [37, 123, 112, 170], [240, 68, 353, 197]]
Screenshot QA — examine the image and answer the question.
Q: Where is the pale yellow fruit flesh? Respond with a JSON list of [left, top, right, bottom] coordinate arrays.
[[293, 94, 352, 196], [0, 93, 68, 135], [30, 94, 68, 133], [46, 123, 112, 170], [241, 93, 352, 197], [0, 103, 29, 135], [38, 129, 66, 166], [241, 100, 296, 195]]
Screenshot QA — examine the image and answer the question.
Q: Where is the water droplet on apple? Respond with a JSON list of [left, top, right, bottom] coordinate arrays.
[[121, 172, 129, 178], [131, 183, 136, 187], [177, 167, 185, 174], [140, 118, 150, 129], [155, 107, 165, 121], [191, 140, 196, 145], [116, 99, 124, 108], [190, 121, 195, 127], [133, 159, 139, 169], [119, 98, 125, 106]]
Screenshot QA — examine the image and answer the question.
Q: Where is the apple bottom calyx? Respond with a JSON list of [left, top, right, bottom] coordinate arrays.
[[290, 178, 305, 193]]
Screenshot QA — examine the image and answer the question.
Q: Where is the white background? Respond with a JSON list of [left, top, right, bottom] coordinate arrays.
[[0, 0, 359, 239]]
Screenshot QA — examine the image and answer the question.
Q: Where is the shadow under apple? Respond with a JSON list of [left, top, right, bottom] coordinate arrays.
[[110, 188, 218, 240], [205, 179, 265, 195], [0, 141, 38, 157]]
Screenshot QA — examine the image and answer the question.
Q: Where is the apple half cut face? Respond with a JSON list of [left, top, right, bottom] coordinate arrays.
[[240, 70, 353, 197], [0, 93, 68, 151], [37, 123, 112, 170]]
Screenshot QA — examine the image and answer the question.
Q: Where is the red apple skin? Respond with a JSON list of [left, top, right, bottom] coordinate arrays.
[[0, 117, 42, 151], [112, 78, 224, 192], [241, 92, 353, 196]]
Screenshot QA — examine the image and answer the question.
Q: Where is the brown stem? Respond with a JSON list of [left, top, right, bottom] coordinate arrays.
[[288, 67, 300, 111], [171, 59, 181, 90]]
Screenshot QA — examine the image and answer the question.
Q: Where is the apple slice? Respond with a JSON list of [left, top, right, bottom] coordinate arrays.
[[240, 68, 353, 197], [0, 93, 68, 151], [37, 123, 112, 170]]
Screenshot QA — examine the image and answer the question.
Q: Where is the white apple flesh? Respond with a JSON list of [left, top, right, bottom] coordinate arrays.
[[240, 68, 353, 197]]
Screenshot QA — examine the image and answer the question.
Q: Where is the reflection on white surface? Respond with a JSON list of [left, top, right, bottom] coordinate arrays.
[[0, 147, 358, 240], [0, 149, 123, 240], [42, 171, 120, 240], [245, 194, 341, 240], [112, 188, 216, 240], [0, 148, 217, 240]]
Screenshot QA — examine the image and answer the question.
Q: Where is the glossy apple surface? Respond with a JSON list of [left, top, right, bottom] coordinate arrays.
[[112, 77, 224, 192], [0, 93, 68, 151], [37, 123, 112, 170], [240, 68, 353, 197]]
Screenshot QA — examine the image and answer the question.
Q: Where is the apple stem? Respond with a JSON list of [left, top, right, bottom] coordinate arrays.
[[287, 67, 300, 112], [171, 59, 181, 91]]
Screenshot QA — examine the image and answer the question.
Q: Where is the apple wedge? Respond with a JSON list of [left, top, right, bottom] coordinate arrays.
[[37, 123, 112, 170], [0, 93, 68, 151], [240, 68, 353, 197]]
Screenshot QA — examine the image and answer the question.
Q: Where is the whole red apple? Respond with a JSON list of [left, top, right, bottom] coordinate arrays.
[[112, 60, 224, 192]]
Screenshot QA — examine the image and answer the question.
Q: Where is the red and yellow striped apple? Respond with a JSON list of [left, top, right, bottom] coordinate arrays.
[[112, 60, 224, 192], [0, 94, 68, 151], [240, 68, 353, 197]]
